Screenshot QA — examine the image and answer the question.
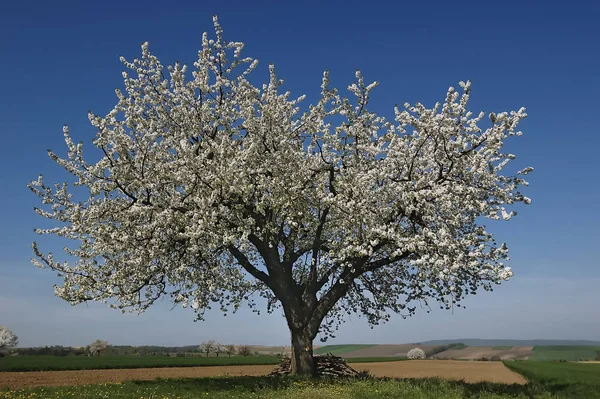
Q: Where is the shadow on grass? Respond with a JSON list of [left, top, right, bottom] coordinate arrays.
[[128, 375, 550, 397]]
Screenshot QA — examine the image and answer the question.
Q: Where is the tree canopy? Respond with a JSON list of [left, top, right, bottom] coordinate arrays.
[[30, 16, 531, 375]]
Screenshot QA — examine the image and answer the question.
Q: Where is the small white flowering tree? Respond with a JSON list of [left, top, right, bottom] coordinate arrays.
[[0, 326, 18, 354], [407, 347, 426, 359], [214, 343, 224, 357], [199, 340, 216, 357], [29, 17, 532, 376], [225, 344, 236, 357], [88, 339, 109, 356]]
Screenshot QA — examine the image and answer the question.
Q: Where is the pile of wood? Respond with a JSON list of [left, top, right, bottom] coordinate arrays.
[[269, 353, 361, 377]]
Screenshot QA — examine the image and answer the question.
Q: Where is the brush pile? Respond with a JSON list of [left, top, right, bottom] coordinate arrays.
[[269, 353, 362, 377]]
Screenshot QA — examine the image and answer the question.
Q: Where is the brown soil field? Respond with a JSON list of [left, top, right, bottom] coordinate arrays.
[[0, 360, 526, 390], [342, 344, 440, 358], [351, 360, 527, 384], [0, 365, 275, 390], [432, 346, 533, 360]]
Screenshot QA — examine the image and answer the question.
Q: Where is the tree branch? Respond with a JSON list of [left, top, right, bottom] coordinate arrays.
[[227, 245, 271, 287]]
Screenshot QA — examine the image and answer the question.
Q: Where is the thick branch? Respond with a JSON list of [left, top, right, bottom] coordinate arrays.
[[309, 250, 412, 335], [227, 245, 271, 287]]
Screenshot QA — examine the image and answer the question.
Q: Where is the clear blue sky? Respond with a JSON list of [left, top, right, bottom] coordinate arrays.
[[1, 0, 599, 347]]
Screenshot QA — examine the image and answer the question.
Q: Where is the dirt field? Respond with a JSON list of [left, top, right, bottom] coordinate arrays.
[[352, 360, 526, 384], [0, 360, 526, 390], [432, 346, 533, 360], [341, 344, 440, 358]]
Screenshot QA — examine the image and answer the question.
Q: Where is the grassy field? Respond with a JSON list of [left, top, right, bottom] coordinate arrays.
[[492, 346, 513, 350], [347, 356, 407, 363], [0, 355, 409, 372], [313, 345, 376, 356], [2, 357, 599, 398], [1, 361, 598, 398], [529, 346, 600, 361], [0, 355, 282, 372], [505, 361, 600, 398], [0, 376, 553, 399]]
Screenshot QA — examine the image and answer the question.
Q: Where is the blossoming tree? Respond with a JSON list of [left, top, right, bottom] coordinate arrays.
[[407, 347, 426, 359], [88, 339, 109, 356], [29, 17, 532, 376], [0, 326, 18, 353]]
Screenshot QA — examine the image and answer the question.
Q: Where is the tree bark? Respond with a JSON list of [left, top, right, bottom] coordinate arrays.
[[290, 328, 316, 377]]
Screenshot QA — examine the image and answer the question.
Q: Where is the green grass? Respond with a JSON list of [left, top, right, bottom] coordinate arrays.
[[346, 356, 407, 363], [505, 360, 600, 398], [313, 344, 376, 356], [530, 346, 600, 361], [0, 354, 406, 373], [3, 357, 599, 398], [492, 346, 513, 350], [0, 376, 556, 399], [0, 355, 281, 372]]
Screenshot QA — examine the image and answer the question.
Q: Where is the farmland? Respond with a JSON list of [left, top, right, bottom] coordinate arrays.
[[529, 346, 600, 361], [0, 354, 411, 373], [0, 360, 525, 390], [313, 344, 376, 356], [314, 343, 600, 361], [0, 355, 282, 373], [1, 361, 599, 398]]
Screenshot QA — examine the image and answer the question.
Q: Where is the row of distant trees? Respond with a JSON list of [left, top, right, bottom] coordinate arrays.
[[2, 326, 279, 358], [198, 341, 256, 357], [5, 337, 274, 358]]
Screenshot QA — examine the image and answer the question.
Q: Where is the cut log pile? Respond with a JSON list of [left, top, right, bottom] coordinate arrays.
[[269, 353, 362, 377]]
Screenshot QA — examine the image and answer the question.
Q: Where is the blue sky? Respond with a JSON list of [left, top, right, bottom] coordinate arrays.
[[1, 0, 599, 347]]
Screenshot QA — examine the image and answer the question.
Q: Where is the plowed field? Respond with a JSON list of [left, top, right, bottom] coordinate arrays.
[[0, 360, 526, 390]]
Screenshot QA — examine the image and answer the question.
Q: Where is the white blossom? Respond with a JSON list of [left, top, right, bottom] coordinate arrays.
[[0, 326, 18, 350], [88, 339, 108, 356], [407, 347, 426, 359], [29, 17, 532, 355]]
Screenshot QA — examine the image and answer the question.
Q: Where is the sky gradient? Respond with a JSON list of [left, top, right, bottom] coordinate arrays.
[[1, 0, 599, 347]]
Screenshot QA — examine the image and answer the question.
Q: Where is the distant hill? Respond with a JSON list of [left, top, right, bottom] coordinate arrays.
[[416, 339, 600, 347]]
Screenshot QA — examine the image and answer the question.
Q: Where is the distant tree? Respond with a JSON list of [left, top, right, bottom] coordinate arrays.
[[214, 344, 224, 357], [199, 340, 216, 357], [0, 326, 18, 354], [225, 344, 236, 357], [29, 16, 532, 376], [237, 345, 252, 357], [89, 340, 109, 356], [407, 347, 426, 359]]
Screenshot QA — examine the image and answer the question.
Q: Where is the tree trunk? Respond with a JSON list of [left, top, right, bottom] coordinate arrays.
[[290, 329, 316, 377]]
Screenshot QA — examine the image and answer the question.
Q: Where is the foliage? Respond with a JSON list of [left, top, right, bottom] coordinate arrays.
[[0, 354, 281, 372], [407, 348, 426, 359], [0, 327, 18, 352]]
